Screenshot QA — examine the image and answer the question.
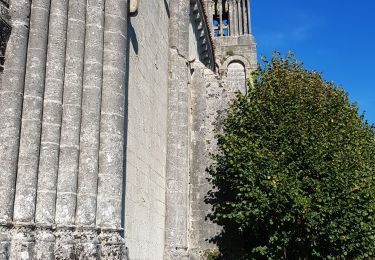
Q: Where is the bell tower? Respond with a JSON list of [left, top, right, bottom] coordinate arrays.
[[206, 0, 257, 78], [209, 0, 252, 37]]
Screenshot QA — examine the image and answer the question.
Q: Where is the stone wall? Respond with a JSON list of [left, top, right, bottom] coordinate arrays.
[[189, 62, 223, 259], [188, 12, 257, 259], [188, 59, 250, 260], [215, 35, 257, 70], [123, 0, 170, 259], [124, 0, 216, 259]]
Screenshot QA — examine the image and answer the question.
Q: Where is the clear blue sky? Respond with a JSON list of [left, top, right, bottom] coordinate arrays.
[[251, 0, 375, 124]]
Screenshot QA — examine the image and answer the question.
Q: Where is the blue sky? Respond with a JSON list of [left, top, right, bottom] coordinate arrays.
[[251, 0, 375, 124]]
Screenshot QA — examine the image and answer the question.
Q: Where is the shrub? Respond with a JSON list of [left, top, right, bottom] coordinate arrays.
[[207, 53, 375, 259]]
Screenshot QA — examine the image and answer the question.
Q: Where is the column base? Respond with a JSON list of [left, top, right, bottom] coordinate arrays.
[[99, 230, 127, 260], [34, 226, 55, 260], [54, 227, 75, 259], [75, 228, 99, 259], [0, 225, 10, 260], [9, 224, 35, 260], [1, 224, 128, 259]]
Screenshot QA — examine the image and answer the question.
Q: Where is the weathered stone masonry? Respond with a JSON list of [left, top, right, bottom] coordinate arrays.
[[0, 0, 256, 259], [164, 1, 215, 259], [0, 0, 128, 258], [188, 1, 256, 259]]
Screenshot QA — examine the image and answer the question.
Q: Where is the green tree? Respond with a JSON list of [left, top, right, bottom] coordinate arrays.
[[207, 53, 375, 259]]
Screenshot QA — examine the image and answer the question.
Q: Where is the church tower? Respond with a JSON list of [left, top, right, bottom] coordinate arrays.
[[206, 0, 257, 83]]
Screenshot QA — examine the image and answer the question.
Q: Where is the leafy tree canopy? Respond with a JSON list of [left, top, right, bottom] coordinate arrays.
[[207, 53, 375, 259]]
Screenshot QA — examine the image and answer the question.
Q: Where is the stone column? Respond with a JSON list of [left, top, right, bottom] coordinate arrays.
[[248, 0, 252, 34], [218, 2, 223, 36], [13, 0, 51, 225], [233, 0, 238, 36], [75, 0, 104, 257], [229, 1, 234, 36], [10, 0, 51, 257], [53, 0, 86, 256], [208, 1, 214, 37], [34, 0, 69, 256], [0, 0, 30, 258], [96, 0, 127, 257], [238, 0, 243, 35], [0, 0, 30, 226], [242, 0, 248, 34], [164, 0, 190, 259], [212, 1, 217, 37]]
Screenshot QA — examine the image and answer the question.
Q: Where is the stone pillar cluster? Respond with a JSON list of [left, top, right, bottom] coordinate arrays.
[[230, 0, 251, 36], [210, 0, 251, 37], [0, 0, 128, 258], [232, 0, 250, 36]]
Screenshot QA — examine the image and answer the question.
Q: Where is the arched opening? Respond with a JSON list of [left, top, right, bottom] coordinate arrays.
[[227, 61, 246, 94]]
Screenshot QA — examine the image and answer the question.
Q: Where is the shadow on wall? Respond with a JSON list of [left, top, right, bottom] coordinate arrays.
[[164, 0, 170, 18], [128, 19, 138, 55], [121, 0, 139, 244]]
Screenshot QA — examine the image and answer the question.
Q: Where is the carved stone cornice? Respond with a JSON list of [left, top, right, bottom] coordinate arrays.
[[190, 0, 215, 69]]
